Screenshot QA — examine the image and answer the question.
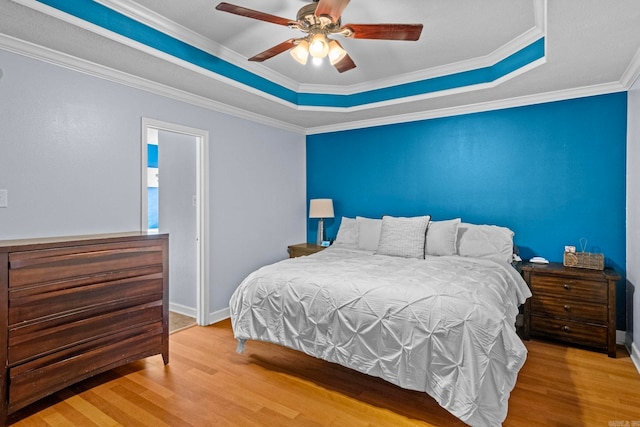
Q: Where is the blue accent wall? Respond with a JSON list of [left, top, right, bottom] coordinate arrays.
[[307, 93, 627, 327]]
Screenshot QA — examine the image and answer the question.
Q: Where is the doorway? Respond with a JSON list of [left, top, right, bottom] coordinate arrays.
[[141, 118, 210, 326]]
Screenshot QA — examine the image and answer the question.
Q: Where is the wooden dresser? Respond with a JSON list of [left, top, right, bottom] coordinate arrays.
[[521, 262, 619, 357], [0, 232, 169, 422]]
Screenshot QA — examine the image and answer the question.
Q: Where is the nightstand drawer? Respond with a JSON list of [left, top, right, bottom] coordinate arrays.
[[530, 275, 607, 303], [531, 295, 607, 324], [530, 315, 607, 349]]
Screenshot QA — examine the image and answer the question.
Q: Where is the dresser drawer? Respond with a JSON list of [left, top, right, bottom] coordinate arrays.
[[531, 294, 607, 324], [8, 272, 163, 326], [8, 323, 164, 412], [8, 300, 162, 365], [8, 240, 164, 288], [530, 315, 607, 349], [530, 275, 607, 303]]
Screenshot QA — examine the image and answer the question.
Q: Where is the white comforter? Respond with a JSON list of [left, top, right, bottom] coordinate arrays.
[[230, 247, 531, 427]]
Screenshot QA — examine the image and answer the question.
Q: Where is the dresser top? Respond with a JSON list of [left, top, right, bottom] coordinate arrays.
[[0, 231, 168, 253]]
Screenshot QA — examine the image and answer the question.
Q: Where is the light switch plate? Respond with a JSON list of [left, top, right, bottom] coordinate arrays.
[[0, 189, 7, 208]]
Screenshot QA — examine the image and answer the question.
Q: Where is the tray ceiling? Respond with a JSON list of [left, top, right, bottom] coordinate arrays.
[[1, 0, 639, 133]]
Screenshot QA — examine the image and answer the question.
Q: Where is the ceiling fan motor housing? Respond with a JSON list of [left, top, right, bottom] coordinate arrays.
[[297, 2, 340, 32]]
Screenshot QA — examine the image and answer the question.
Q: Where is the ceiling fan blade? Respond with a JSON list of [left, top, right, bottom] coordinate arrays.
[[333, 53, 356, 73], [315, 0, 350, 23], [343, 23, 423, 41], [215, 2, 294, 27], [248, 39, 297, 62]]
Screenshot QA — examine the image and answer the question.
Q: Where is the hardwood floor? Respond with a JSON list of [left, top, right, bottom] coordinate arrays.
[[8, 319, 640, 426]]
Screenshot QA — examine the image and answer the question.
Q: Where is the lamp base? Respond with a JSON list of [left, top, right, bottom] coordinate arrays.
[[316, 218, 324, 246]]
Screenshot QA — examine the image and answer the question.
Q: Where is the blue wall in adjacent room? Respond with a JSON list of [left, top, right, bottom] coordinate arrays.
[[307, 92, 627, 327]]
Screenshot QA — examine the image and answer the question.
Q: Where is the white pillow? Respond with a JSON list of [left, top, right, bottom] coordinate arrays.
[[457, 223, 514, 264], [333, 217, 358, 249], [426, 218, 461, 256], [356, 216, 382, 251], [375, 215, 431, 259]]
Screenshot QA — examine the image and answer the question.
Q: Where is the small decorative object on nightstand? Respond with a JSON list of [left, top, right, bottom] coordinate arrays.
[[521, 262, 620, 357], [288, 243, 326, 258]]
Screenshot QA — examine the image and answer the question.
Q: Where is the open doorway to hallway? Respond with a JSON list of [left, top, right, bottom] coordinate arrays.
[[141, 119, 210, 326]]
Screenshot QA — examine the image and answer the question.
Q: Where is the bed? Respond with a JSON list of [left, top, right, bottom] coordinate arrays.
[[230, 215, 531, 427]]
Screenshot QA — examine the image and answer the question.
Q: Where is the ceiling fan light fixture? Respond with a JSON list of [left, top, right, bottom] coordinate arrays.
[[308, 32, 329, 58], [290, 40, 309, 65], [215, 1, 424, 73], [328, 40, 347, 65]]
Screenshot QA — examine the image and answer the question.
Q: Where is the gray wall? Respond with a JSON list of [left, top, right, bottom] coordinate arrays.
[[0, 49, 307, 320]]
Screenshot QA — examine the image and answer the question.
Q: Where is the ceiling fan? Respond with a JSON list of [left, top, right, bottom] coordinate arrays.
[[215, 0, 423, 73]]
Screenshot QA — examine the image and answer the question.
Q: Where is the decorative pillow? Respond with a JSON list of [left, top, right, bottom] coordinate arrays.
[[356, 216, 383, 251], [425, 218, 461, 256], [375, 215, 431, 259], [333, 217, 358, 249], [456, 223, 514, 264]]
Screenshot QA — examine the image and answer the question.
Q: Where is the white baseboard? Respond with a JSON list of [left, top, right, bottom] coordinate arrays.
[[168, 304, 228, 325], [631, 341, 640, 376], [169, 302, 196, 318], [617, 329, 626, 345], [208, 307, 230, 325]]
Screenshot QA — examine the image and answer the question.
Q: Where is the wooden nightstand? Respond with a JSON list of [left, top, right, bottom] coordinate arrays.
[[288, 243, 325, 258], [521, 262, 620, 357]]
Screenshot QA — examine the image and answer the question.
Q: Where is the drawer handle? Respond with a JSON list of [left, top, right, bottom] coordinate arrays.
[[563, 304, 571, 311], [562, 325, 571, 333], [563, 283, 571, 290]]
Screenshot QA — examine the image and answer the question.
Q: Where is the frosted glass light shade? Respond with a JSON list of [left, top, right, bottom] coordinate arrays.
[[328, 40, 347, 65], [309, 33, 329, 58], [290, 40, 309, 65], [309, 198, 334, 218]]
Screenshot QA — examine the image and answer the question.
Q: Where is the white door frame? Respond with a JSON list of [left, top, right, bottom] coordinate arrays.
[[141, 117, 210, 326]]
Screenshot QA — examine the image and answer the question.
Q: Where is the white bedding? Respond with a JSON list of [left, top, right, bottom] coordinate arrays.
[[230, 246, 531, 427]]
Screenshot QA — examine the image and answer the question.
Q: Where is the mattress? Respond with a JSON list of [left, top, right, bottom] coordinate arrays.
[[230, 246, 531, 426]]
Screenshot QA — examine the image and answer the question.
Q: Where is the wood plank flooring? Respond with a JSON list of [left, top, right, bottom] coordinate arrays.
[[8, 319, 640, 426]]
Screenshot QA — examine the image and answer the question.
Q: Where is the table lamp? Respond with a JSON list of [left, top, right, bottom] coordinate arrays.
[[309, 199, 334, 246]]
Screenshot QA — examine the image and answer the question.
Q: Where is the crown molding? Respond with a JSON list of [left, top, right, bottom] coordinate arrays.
[[0, 33, 306, 134], [295, 55, 546, 114], [95, 0, 545, 96], [14, 0, 545, 104], [93, 0, 299, 91], [621, 46, 640, 89], [305, 81, 626, 135], [1, 31, 625, 137], [300, 0, 547, 95], [9, 0, 302, 106]]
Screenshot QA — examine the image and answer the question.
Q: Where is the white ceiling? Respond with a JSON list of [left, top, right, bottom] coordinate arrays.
[[1, 0, 639, 134]]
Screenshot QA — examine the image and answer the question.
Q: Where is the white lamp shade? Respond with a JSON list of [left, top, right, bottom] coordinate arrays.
[[309, 199, 334, 218]]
